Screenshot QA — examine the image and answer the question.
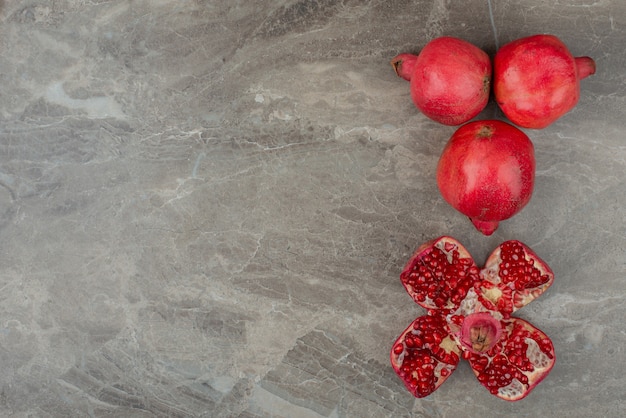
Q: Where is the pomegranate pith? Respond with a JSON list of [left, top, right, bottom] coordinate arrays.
[[391, 236, 555, 401]]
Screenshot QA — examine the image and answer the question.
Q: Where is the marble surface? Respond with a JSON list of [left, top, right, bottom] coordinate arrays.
[[0, 1, 624, 416]]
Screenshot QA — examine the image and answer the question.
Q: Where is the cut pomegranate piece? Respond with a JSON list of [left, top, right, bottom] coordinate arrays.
[[391, 237, 556, 401], [390, 315, 461, 398], [463, 318, 555, 401], [400, 236, 481, 311], [478, 240, 554, 316]]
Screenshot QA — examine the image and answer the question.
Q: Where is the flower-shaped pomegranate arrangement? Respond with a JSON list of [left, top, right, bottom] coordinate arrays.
[[391, 236, 555, 401]]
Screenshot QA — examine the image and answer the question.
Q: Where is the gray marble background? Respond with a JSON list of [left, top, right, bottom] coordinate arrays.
[[0, 1, 624, 417]]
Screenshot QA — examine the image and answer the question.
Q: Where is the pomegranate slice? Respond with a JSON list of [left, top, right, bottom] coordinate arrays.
[[477, 240, 554, 317], [390, 315, 461, 398], [463, 317, 555, 401], [400, 236, 481, 311], [391, 236, 556, 401]]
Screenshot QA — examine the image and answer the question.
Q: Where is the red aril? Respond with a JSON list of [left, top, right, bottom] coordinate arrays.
[[436, 120, 535, 235], [391, 36, 491, 126], [494, 34, 596, 129]]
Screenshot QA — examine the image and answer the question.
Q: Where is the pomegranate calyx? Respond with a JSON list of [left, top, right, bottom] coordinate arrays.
[[390, 53, 417, 81], [470, 218, 500, 236], [575, 56, 596, 79]]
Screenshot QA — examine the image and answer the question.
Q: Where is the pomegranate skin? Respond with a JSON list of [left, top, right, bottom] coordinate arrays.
[[391, 37, 491, 126], [494, 34, 596, 129], [436, 120, 535, 235]]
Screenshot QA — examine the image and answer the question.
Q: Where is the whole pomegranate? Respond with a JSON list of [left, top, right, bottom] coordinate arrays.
[[391, 36, 491, 126], [436, 120, 535, 235], [494, 34, 596, 129]]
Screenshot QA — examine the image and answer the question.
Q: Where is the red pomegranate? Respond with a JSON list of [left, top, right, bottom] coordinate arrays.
[[391, 37, 492, 126], [436, 120, 535, 235], [391, 236, 555, 401], [494, 34, 596, 129]]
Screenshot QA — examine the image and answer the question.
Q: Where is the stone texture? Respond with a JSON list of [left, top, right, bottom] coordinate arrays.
[[0, 0, 624, 416]]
